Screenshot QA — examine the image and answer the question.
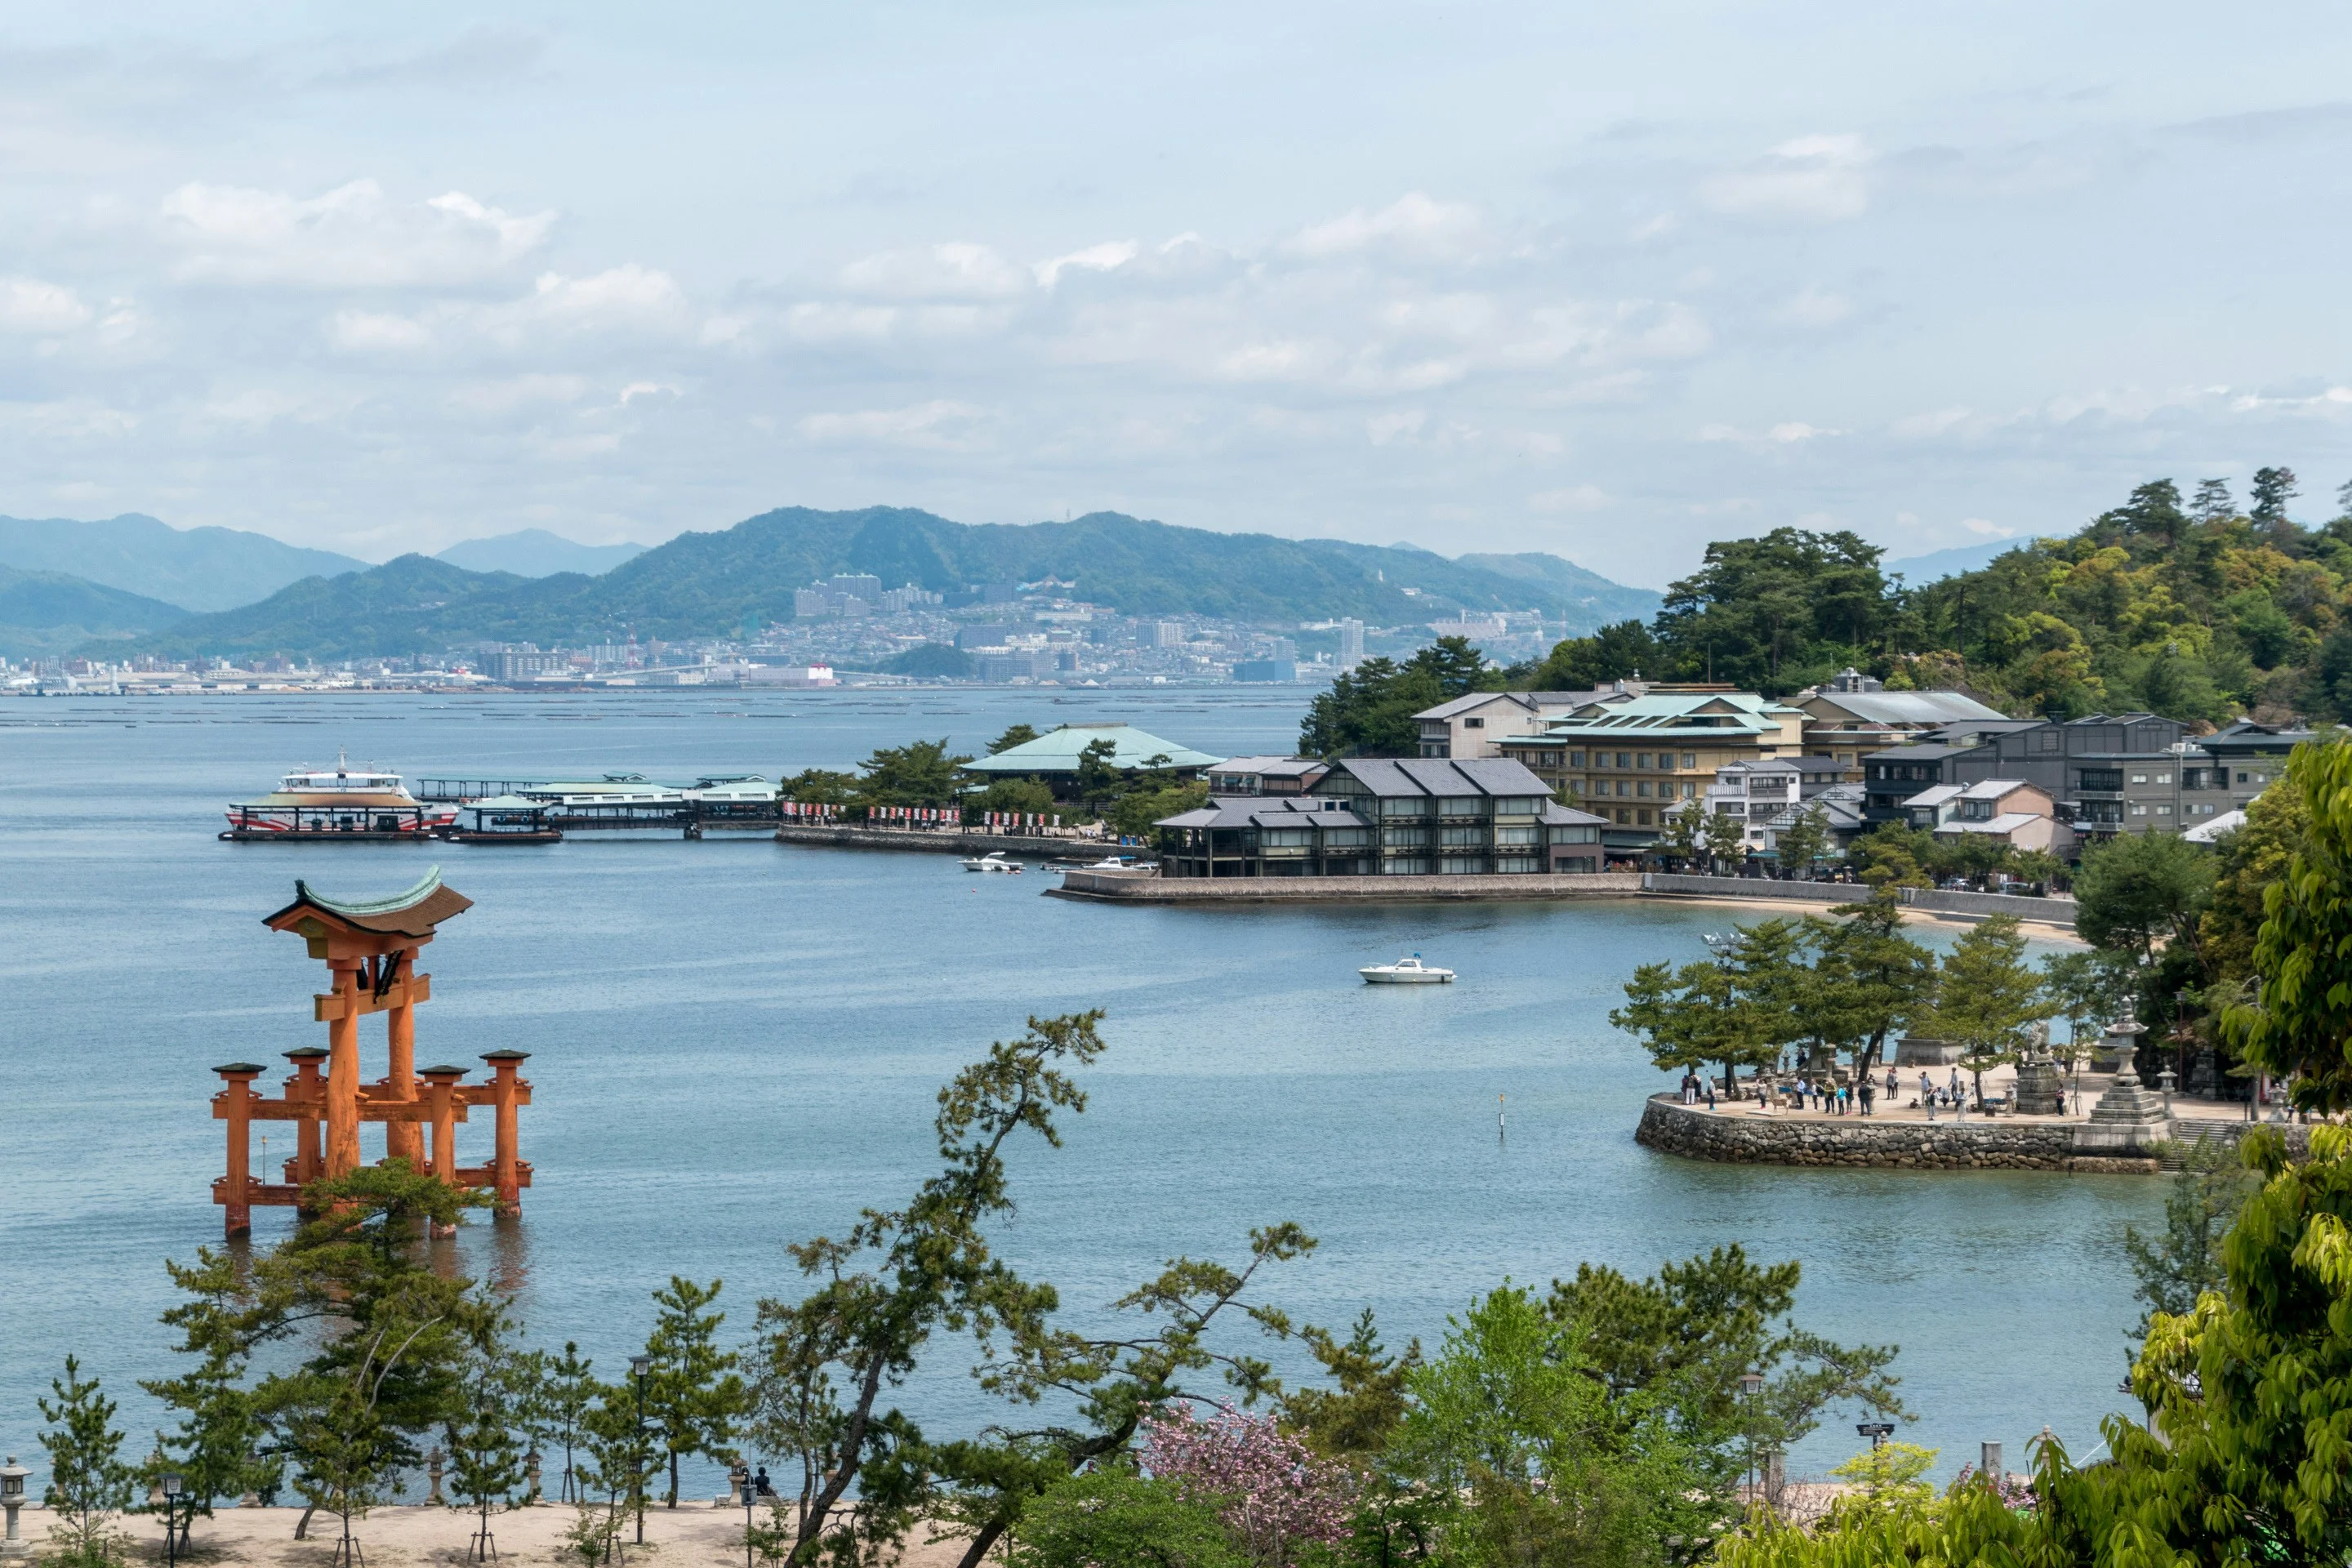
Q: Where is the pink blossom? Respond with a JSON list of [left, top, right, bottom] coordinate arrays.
[[1138, 1403, 1354, 1563]]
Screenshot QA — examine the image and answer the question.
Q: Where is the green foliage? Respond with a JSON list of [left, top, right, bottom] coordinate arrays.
[[1653, 528, 1892, 693], [1009, 1465, 1245, 1568], [1928, 915, 2056, 1106], [1298, 637, 1501, 756], [1702, 807, 1749, 871], [1107, 778, 1206, 839], [534, 1342, 601, 1504], [2073, 828, 2216, 969], [1612, 920, 1815, 1093], [882, 642, 973, 679], [38, 1356, 132, 1567], [1821, 1441, 1936, 1517], [750, 1012, 1111, 1566], [644, 1276, 751, 1508], [1798, 893, 1941, 1083], [974, 776, 1058, 817], [780, 768, 859, 807], [853, 738, 973, 808], [1773, 802, 1829, 877], [142, 1252, 277, 1526], [2038, 947, 2137, 1053], [1514, 618, 1657, 690], [988, 724, 1040, 755], [2122, 1134, 2259, 1341], [1846, 823, 1931, 889], [445, 1312, 529, 1551], [2225, 738, 2352, 1109], [1075, 737, 1126, 813], [1280, 1309, 1419, 1460]]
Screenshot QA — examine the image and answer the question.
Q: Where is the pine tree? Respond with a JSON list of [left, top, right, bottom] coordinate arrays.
[[445, 1325, 528, 1564], [142, 1250, 276, 1543], [536, 1343, 600, 1503], [644, 1276, 750, 1507], [38, 1356, 132, 1567], [1774, 802, 1829, 880], [1932, 914, 2056, 1110]]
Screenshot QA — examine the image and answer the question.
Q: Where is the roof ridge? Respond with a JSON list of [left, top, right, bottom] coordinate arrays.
[[292, 866, 448, 918]]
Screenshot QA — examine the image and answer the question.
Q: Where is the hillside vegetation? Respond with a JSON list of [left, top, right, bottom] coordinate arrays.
[[112, 506, 1659, 660], [1523, 469, 2352, 722], [0, 564, 187, 656]]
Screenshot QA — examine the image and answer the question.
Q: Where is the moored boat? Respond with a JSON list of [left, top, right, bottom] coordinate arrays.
[[223, 751, 457, 840], [1360, 953, 1454, 984], [961, 852, 1024, 873]]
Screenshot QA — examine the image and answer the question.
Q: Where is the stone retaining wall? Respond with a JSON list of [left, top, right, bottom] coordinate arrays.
[[1049, 869, 1647, 902], [776, 826, 1094, 857], [1635, 1094, 2157, 1173]]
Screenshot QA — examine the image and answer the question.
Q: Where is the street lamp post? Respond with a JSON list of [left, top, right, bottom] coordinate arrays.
[[630, 1354, 652, 1548], [732, 1463, 753, 1568], [1739, 1371, 1764, 1514], [162, 1472, 185, 1568], [1856, 1421, 1895, 1512]]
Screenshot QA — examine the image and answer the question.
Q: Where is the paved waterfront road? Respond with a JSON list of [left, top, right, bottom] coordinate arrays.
[[1, 688, 2158, 1488]]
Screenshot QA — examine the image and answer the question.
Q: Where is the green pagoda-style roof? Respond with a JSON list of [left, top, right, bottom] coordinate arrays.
[[265, 866, 474, 937], [963, 722, 1223, 775]]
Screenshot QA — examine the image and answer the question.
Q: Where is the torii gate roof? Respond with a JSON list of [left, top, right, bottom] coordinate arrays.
[[265, 866, 474, 938]]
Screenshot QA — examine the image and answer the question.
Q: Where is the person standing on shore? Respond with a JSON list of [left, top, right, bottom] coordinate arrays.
[[1860, 1076, 1874, 1116]]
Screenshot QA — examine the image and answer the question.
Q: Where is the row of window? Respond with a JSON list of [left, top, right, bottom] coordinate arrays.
[[1576, 750, 1701, 770], [1572, 778, 1699, 800]]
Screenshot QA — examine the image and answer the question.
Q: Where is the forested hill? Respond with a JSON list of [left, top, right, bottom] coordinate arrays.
[[113, 506, 1659, 660], [1518, 470, 2352, 725]]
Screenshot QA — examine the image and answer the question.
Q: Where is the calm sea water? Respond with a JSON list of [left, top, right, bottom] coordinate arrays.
[[2, 688, 2158, 1490]]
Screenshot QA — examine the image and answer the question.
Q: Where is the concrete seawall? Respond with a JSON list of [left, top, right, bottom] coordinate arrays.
[[1642, 874, 2078, 930], [1049, 869, 1648, 902], [1633, 1094, 2157, 1173]]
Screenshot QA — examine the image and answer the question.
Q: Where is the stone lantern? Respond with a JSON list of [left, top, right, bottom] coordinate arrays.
[[2012, 1020, 2067, 1116], [0, 1454, 29, 1561]]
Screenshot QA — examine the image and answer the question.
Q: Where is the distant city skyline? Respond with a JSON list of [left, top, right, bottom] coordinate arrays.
[[2, 2, 2349, 587]]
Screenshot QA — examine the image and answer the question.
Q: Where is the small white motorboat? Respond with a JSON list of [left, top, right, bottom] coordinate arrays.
[[1360, 953, 1454, 984], [961, 852, 1024, 873]]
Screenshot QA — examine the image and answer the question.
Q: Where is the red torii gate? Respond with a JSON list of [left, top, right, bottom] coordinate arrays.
[[210, 869, 533, 1236]]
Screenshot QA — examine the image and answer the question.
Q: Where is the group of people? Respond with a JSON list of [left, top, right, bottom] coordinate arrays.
[[1677, 1061, 1984, 1120]]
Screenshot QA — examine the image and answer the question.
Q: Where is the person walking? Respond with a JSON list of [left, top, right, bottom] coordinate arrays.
[[1860, 1077, 1874, 1116]]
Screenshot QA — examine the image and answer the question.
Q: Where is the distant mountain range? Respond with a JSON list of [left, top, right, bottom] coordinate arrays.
[[102, 506, 1664, 662], [0, 513, 366, 612], [1883, 538, 2038, 584], [436, 529, 648, 577], [0, 564, 189, 656]]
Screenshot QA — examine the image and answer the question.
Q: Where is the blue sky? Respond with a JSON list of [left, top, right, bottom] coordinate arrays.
[[4, 2, 2351, 585]]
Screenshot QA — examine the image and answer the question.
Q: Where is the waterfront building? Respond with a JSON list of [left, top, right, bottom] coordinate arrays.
[[1898, 778, 2073, 856], [964, 721, 1222, 798], [1494, 689, 1806, 855], [1861, 712, 2199, 843], [1155, 755, 1606, 877], [1788, 670, 2009, 779], [1204, 756, 1328, 795], [1413, 681, 1646, 759]]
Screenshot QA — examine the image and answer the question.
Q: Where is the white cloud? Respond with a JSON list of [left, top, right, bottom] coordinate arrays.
[[1530, 484, 1609, 513], [1287, 194, 1485, 259], [839, 242, 1028, 300], [329, 309, 433, 351], [797, 399, 992, 450], [200, 387, 307, 428], [1699, 136, 1871, 220], [1773, 287, 1851, 327], [1698, 420, 1841, 445], [1962, 518, 2011, 537], [1035, 240, 1138, 287], [0, 278, 93, 333], [446, 374, 590, 416], [158, 179, 553, 287], [1366, 410, 1426, 445]]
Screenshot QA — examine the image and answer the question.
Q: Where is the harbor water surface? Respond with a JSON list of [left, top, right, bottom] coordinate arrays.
[[3, 688, 2159, 1487]]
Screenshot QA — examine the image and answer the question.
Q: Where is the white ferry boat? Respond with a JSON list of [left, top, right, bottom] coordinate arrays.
[[224, 751, 457, 838]]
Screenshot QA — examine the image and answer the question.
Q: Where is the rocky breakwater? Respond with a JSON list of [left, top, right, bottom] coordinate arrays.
[[1635, 1095, 2158, 1174]]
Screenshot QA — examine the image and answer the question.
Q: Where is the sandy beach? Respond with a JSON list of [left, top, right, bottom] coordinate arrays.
[[12, 1504, 974, 1568]]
